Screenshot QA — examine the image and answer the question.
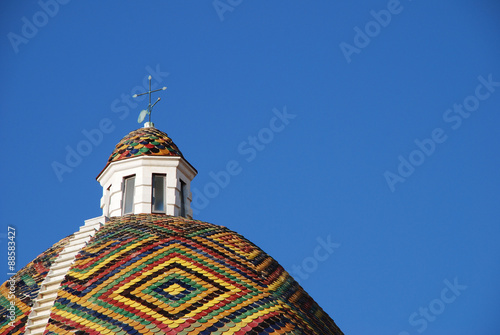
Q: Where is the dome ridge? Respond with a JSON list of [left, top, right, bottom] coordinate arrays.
[[0, 235, 73, 334]]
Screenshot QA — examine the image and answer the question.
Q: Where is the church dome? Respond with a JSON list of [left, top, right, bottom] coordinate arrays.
[[1, 214, 343, 335], [108, 127, 184, 164], [108, 127, 183, 163]]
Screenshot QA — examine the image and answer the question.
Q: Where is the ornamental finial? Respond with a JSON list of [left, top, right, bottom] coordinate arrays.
[[133, 75, 167, 126]]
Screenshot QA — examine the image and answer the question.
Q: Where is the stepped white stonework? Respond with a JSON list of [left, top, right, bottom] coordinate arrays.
[[23, 217, 107, 335]]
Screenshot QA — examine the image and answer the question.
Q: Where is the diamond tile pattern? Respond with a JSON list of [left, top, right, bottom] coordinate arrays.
[[107, 128, 183, 164], [0, 235, 73, 335], [41, 214, 343, 334]]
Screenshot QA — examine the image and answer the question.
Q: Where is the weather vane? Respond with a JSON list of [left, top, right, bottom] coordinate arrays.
[[133, 75, 167, 125]]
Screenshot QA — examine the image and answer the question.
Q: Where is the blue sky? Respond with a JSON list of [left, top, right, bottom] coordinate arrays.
[[1, 1, 500, 334]]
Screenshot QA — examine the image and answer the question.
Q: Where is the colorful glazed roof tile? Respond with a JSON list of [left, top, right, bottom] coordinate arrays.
[[97, 127, 196, 179], [107, 127, 183, 164], [1, 215, 343, 334], [0, 235, 73, 335]]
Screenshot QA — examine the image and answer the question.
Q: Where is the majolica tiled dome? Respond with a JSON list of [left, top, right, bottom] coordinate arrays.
[[1, 215, 343, 335], [108, 127, 184, 164]]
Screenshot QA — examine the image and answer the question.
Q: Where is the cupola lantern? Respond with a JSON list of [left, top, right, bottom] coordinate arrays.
[[96, 126, 197, 219]]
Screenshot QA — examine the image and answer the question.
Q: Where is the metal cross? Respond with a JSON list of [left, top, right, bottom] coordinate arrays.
[[133, 75, 167, 123]]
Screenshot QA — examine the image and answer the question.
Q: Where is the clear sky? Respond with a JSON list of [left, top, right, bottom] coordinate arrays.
[[1, 1, 500, 334]]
